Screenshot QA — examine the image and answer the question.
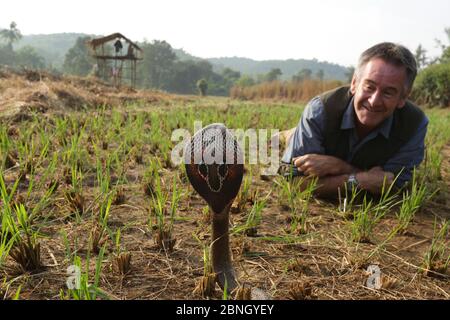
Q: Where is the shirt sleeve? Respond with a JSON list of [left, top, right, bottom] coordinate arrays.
[[281, 96, 326, 163], [382, 115, 429, 188]]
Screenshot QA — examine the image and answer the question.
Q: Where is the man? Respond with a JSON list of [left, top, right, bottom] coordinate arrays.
[[281, 42, 428, 198]]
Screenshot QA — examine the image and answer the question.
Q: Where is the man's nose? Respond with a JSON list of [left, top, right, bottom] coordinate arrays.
[[368, 90, 383, 108]]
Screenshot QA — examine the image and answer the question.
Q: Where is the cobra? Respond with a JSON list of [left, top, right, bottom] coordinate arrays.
[[184, 123, 269, 299], [184, 124, 244, 291]]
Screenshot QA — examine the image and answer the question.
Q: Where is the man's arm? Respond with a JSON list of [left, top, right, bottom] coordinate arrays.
[[282, 97, 360, 197], [293, 154, 359, 177], [310, 174, 350, 198], [355, 167, 395, 194], [382, 116, 428, 188], [291, 116, 428, 197], [282, 96, 399, 197], [281, 96, 327, 163], [297, 167, 395, 198]]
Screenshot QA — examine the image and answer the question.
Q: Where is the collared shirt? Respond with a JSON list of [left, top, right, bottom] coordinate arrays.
[[282, 96, 429, 187]]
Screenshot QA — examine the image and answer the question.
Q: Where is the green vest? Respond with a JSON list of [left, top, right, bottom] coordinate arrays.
[[320, 86, 425, 172]]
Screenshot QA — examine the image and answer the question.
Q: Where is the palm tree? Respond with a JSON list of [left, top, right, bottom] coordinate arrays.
[[0, 21, 22, 50]]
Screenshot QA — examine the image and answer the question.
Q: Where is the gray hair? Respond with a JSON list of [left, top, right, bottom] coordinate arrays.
[[355, 42, 417, 93]]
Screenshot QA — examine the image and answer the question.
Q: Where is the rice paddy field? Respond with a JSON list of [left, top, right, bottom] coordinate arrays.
[[0, 94, 449, 300]]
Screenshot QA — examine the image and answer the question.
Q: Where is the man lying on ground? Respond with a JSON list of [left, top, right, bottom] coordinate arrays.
[[281, 42, 428, 198]]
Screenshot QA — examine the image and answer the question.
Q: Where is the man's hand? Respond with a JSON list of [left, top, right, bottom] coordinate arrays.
[[293, 154, 356, 177], [293, 166, 396, 198], [356, 166, 395, 194]]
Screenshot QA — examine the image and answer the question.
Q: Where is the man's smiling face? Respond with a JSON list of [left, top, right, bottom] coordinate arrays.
[[350, 58, 409, 133]]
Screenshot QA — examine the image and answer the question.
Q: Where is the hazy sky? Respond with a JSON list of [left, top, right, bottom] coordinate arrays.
[[1, 0, 449, 66]]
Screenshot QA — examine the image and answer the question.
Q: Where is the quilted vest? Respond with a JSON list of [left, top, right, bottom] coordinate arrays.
[[320, 86, 424, 171]]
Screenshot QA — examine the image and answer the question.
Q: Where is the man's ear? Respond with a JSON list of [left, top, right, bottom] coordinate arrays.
[[397, 98, 407, 109], [350, 75, 357, 95], [397, 89, 410, 109]]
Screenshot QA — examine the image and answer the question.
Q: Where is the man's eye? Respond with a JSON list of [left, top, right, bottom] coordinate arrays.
[[364, 85, 375, 91]]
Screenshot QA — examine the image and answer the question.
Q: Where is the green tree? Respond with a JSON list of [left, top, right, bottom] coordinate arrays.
[[413, 62, 450, 107], [315, 69, 324, 81], [197, 79, 208, 96], [441, 47, 450, 64], [169, 60, 215, 94], [265, 68, 282, 82], [235, 75, 255, 87], [432, 27, 450, 64], [15, 46, 45, 69], [345, 66, 355, 84], [222, 68, 241, 83], [415, 44, 428, 69], [292, 68, 312, 82], [0, 45, 14, 66], [209, 67, 241, 95], [0, 21, 22, 51], [439, 28, 450, 64], [412, 27, 450, 108], [135, 40, 240, 95], [63, 36, 94, 76], [139, 40, 177, 89]]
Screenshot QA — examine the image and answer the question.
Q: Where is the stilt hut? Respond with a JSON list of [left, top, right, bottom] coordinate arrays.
[[88, 33, 143, 87]]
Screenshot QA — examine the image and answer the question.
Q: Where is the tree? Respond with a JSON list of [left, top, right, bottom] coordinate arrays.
[[63, 36, 94, 76], [209, 67, 241, 95], [345, 66, 355, 84], [292, 68, 312, 82], [15, 46, 45, 69], [197, 79, 208, 96], [441, 46, 450, 64], [439, 27, 450, 64], [139, 40, 177, 89], [415, 44, 428, 69], [315, 69, 324, 81], [413, 63, 450, 107], [168, 60, 215, 94], [0, 21, 22, 51], [265, 68, 282, 82], [235, 75, 255, 87], [222, 68, 241, 83], [0, 45, 15, 66], [135, 39, 240, 95], [432, 27, 450, 64]]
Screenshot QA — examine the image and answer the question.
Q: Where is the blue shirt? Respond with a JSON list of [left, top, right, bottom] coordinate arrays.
[[282, 96, 429, 187]]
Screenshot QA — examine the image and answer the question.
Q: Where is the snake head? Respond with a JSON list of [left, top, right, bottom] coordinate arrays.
[[184, 123, 244, 214]]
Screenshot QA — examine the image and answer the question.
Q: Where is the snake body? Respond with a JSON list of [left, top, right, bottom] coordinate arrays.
[[184, 123, 243, 291]]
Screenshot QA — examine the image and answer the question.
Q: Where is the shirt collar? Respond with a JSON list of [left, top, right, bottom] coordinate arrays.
[[340, 97, 393, 139]]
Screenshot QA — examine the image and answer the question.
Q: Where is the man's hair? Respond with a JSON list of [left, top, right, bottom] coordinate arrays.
[[355, 42, 417, 93]]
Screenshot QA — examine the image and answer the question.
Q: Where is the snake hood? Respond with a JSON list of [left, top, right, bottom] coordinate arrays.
[[183, 123, 244, 214]]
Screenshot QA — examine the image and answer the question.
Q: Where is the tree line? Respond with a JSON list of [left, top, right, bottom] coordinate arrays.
[[61, 36, 332, 96], [0, 22, 346, 96], [1, 22, 448, 103], [412, 28, 450, 107], [0, 22, 46, 69]]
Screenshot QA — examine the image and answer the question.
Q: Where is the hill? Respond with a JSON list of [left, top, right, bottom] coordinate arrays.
[[207, 56, 349, 81], [13, 33, 98, 69], [12, 34, 350, 81]]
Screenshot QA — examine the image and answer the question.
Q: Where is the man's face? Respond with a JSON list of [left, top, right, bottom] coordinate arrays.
[[350, 58, 409, 131]]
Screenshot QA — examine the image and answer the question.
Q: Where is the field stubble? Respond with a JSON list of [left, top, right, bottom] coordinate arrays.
[[0, 95, 449, 300]]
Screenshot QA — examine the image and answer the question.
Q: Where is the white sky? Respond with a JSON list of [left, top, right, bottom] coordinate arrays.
[[1, 0, 449, 66]]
